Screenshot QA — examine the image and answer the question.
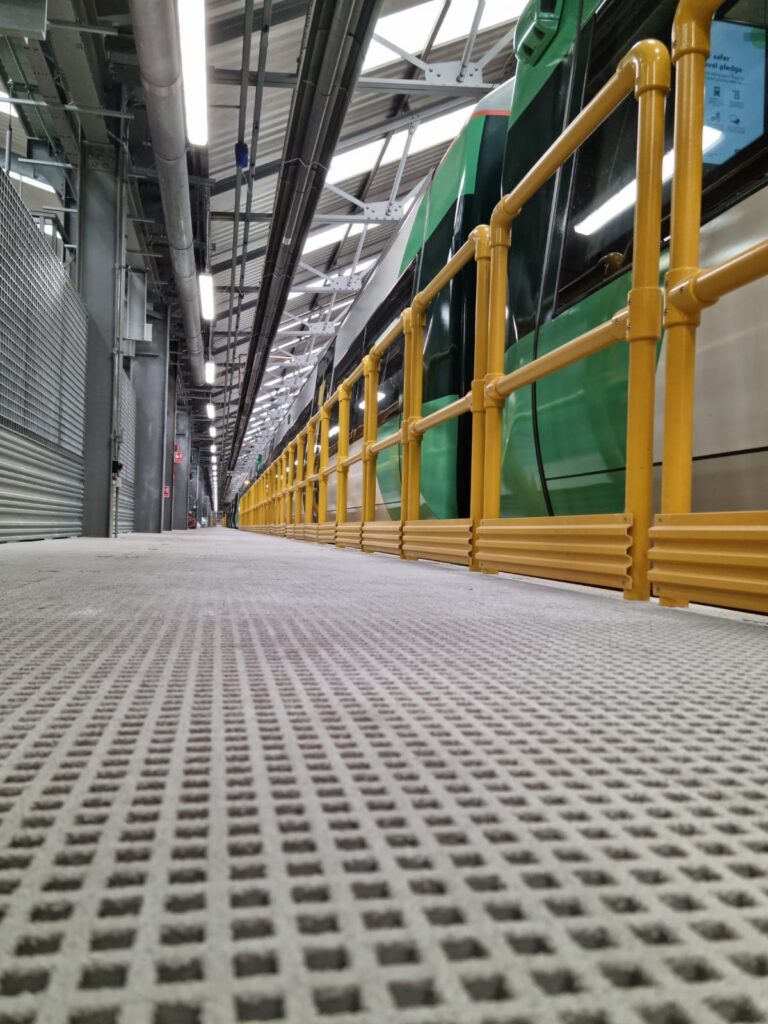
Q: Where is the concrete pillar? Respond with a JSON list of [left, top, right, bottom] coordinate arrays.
[[172, 408, 191, 530], [80, 143, 120, 536], [133, 301, 170, 533]]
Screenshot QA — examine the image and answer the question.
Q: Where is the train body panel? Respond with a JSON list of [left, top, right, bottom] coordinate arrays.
[[241, 0, 768, 528], [497, 0, 768, 519]]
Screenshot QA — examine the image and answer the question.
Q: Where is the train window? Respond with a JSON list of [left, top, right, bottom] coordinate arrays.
[[556, 0, 768, 310], [377, 327, 404, 426]]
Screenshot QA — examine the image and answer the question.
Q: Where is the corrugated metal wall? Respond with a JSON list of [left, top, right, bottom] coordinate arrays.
[[117, 372, 137, 534], [0, 171, 89, 541]]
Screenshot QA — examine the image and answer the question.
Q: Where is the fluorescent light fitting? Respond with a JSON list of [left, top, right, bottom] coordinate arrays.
[[209, 426, 217, 438], [199, 273, 215, 321], [212, 455, 217, 464], [178, 0, 208, 146], [328, 425, 340, 437], [574, 127, 722, 236], [210, 444, 217, 453], [206, 403, 215, 419], [204, 360, 215, 384]]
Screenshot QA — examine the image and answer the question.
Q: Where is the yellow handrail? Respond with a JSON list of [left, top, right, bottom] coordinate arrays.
[[409, 395, 472, 438], [484, 38, 669, 600], [487, 312, 629, 401], [235, 27, 768, 610], [369, 431, 402, 455]]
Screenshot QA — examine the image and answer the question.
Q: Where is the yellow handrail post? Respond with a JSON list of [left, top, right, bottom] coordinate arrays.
[[621, 41, 670, 601], [285, 443, 295, 525], [274, 457, 281, 525], [361, 354, 380, 527], [482, 206, 512, 562], [295, 432, 305, 526], [399, 309, 413, 537], [470, 225, 491, 571], [318, 407, 330, 526], [404, 305, 426, 524], [336, 382, 351, 529], [660, 0, 724, 605], [306, 420, 316, 525]]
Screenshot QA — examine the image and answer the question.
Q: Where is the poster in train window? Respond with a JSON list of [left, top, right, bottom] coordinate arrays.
[[704, 20, 766, 165]]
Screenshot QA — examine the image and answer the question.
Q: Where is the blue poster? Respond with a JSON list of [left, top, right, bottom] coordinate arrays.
[[704, 20, 766, 164]]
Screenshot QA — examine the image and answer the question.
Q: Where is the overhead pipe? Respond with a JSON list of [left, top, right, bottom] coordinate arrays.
[[127, 0, 206, 386], [226, 0, 385, 478]]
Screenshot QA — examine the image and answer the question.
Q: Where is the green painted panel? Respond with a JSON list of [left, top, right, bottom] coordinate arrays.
[[376, 415, 402, 520], [508, 0, 601, 130], [376, 396, 460, 521], [536, 271, 633, 516], [400, 116, 485, 273], [420, 395, 459, 521], [546, 466, 626, 516], [500, 336, 549, 518]]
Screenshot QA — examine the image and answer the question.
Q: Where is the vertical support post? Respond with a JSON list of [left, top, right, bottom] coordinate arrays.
[[482, 211, 511, 558], [623, 54, 669, 601], [279, 453, 286, 524], [306, 420, 316, 526], [660, 1, 722, 603], [318, 407, 330, 527], [80, 142, 120, 537], [336, 383, 351, 529], [295, 432, 305, 527], [400, 309, 413, 534], [470, 226, 491, 570], [285, 442, 295, 525], [404, 306, 425, 523], [361, 354, 380, 527]]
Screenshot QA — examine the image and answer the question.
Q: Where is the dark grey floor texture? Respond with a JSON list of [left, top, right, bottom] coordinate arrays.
[[0, 529, 766, 1024]]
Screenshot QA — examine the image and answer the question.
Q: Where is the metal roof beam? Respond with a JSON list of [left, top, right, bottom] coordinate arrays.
[[210, 210, 272, 223], [356, 76, 491, 97], [209, 67, 296, 89], [211, 158, 280, 197], [211, 241, 267, 275], [208, 0, 308, 46]]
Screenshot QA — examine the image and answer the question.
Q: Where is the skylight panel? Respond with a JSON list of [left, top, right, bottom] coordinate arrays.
[[362, 0, 526, 73], [0, 90, 19, 118], [302, 222, 365, 256], [326, 106, 474, 185]]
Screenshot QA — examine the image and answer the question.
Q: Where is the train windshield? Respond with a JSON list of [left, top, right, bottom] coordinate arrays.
[[556, 0, 768, 310]]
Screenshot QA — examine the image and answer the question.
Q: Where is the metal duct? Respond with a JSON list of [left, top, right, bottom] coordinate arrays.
[[128, 0, 205, 387], [226, 0, 384, 477]]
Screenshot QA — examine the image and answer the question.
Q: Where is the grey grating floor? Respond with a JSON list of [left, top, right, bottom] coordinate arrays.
[[0, 530, 767, 1024]]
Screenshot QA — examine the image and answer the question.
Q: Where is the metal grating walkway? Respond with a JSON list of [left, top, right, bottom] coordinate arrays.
[[0, 530, 767, 1024]]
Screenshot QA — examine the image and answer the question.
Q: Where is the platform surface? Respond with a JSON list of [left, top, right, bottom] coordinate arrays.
[[0, 529, 766, 1024]]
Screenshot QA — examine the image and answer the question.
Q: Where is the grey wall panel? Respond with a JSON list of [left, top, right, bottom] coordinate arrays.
[[0, 171, 88, 453], [0, 169, 89, 542], [117, 372, 137, 534], [0, 423, 83, 541]]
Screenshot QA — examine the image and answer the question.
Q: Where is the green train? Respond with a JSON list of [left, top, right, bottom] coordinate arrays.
[[242, 0, 768, 526]]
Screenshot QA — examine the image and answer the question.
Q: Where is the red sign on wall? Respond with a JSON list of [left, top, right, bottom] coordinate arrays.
[[174, 451, 183, 464], [163, 485, 170, 498]]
